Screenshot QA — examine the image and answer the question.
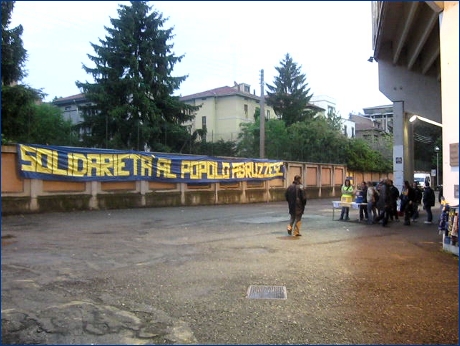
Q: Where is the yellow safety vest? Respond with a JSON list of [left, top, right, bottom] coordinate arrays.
[[341, 185, 354, 197]]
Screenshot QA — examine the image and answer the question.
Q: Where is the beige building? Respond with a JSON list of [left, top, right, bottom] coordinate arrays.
[[371, 1, 458, 205], [180, 83, 276, 142], [180, 83, 351, 143], [53, 85, 329, 144]]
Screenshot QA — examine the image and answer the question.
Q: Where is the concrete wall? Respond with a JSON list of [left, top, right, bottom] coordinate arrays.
[[439, 2, 459, 205], [377, 53, 442, 122], [1, 145, 391, 215]]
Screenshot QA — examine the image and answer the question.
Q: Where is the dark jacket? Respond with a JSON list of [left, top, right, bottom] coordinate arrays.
[[423, 186, 436, 207], [401, 185, 415, 203], [285, 182, 307, 216], [390, 185, 399, 202], [400, 184, 415, 213], [407, 186, 416, 203], [358, 186, 368, 203], [376, 183, 390, 209], [413, 187, 423, 204]]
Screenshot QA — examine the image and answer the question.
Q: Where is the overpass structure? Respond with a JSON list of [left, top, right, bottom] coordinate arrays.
[[371, 1, 458, 205]]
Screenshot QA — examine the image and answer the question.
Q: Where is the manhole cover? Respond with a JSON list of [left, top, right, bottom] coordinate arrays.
[[246, 285, 287, 299]]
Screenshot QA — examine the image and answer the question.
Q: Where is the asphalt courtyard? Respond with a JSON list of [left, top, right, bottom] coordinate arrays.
[[1, 198, 458, 344]]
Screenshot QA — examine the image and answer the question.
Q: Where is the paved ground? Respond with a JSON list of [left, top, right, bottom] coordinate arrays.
[[1, 198, 458, 344]]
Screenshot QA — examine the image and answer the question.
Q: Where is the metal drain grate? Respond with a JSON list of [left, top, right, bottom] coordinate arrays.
[[246, 285, 287, 299]]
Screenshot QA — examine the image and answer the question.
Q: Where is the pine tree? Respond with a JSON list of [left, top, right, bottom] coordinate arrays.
[[76, 1, 198, 151], [1, 1, 27, 86], [266, 53, 315, 126], [326, 107, 343, 132], [1, 1, 47, 144]]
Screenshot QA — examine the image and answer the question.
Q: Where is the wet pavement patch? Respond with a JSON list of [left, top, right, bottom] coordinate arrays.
[[246, 285, 287, 299]]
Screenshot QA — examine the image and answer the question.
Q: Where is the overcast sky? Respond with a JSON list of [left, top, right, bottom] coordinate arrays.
[[10, 1, 391, 116]]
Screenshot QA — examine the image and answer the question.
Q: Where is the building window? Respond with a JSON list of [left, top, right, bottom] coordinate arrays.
[[343, 125, 347, 136], [266, 110, 270, 119], [65, 106, 71, 110], [351, 127, 355, 138], [244, 85, 250, 93], [244, 104, 248, 118]]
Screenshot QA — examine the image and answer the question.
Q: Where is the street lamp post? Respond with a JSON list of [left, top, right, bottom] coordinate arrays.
[[435, 146, 440, 189]]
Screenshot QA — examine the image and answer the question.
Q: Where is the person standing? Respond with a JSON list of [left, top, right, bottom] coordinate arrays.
[[422, 182, 436, 224], [388, 179, 400, 222], [374, 179, 391, 227], [366, 182, 378, 224], [438, 185, 443, 204], [412, 182, 423, 222], [339, 179, 354, 221], [357, 182, 369, 222], [285, 175, 307, 237], [401, 180, 416, 226]]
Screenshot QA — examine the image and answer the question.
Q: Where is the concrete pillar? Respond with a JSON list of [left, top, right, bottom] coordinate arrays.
[[265, 180, 270, 202], [392, 101, 414, 190], [139, 180, 147, 206], [89, 181, 98, 210], [318, 164, 322, 198], [30, 179, 40, 211], [242, 181, 247, 203], [180, 183, 186, 205]]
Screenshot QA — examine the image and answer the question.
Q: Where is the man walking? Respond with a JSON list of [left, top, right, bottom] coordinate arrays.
[[285, 175, 307, 237]]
